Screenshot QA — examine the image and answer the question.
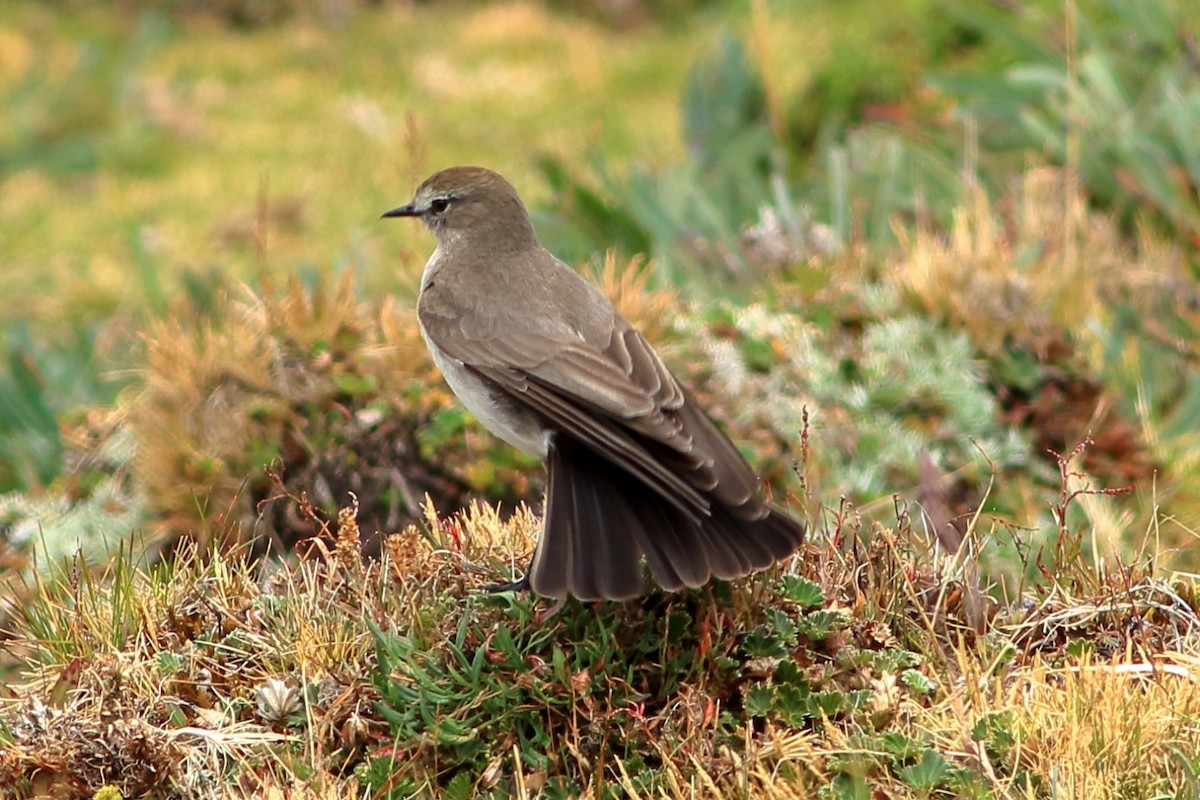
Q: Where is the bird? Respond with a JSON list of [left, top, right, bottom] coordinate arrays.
[[382, 166, 804, 601]]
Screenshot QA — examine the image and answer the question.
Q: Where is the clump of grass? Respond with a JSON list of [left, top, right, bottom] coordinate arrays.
[[121, 257, 679, 552], [892, 169, 1198, 561], [0, 507, 390, 797], [126, 271, 527, 551], [930, 0, 1200, 244]]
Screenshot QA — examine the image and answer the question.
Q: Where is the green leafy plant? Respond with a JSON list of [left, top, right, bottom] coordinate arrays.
[[929, 0, 1200, 241], [674, 291, 1034, 511], [367, 589, 752, 798], [538, 36, 785, 288], [0, 323, 121, 492]]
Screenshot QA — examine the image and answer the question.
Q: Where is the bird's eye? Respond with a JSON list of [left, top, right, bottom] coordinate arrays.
[[429, 197, 450, 214]]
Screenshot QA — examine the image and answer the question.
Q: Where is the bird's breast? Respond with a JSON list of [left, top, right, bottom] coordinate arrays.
[[419, 320, 550, 458]]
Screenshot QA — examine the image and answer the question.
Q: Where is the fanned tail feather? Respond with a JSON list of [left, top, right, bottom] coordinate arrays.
[[529, 436, 804, 601]]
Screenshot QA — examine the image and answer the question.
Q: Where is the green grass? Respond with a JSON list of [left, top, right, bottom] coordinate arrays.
[[0, 0, 981, 324], [3, 496, 1199, 798], [0, 2, 701, 321]]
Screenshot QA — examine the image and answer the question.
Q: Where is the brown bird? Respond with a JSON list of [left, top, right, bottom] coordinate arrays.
[[383, 166, 804, 601]]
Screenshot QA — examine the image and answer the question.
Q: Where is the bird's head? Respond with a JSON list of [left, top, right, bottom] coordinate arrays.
[[382, 166, 537, 252]]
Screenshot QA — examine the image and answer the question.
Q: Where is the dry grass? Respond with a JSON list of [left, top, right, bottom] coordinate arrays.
[[892, 168, 1189, 368], [128, 271, 444, 545], [889, 168, 1190, 561], [3, 465, 1199, 798], [1011, 659, 1200, 797], [0, 497, 540, 798], [120, 253, 676, 553]]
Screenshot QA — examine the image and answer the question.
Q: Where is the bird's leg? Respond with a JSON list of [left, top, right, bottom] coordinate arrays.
[[484, 547, 534, 593], [536, 596, 566, 622], [482, 572, 530, 594]]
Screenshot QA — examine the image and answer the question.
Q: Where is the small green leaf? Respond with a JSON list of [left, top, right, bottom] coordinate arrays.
[[443, 771, 474, 800], [879, 731, 924, 760], [807, 690, 845, 718], [666, 610, 692, 641], [972, 711, 1016, 757], [417, 406, 471, 453], [742, 626, 788, 659], [774, 659, 808, 688], [744, 683, 774, 718], [739, 334, 775, 373], [900, 669, 935, 695], [331, 371, 377, 396], [775, 683, 812, 726], [765, 608, 799, 648], [780, 575, 825, 609], [797, 610, 850, 642], [898, 749, 949, 790], [1064, 638, 1095, 658], [872, 649, 922, 673]]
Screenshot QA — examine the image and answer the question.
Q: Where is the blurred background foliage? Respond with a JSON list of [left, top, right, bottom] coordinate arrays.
[[1, 0, 1199, 579]]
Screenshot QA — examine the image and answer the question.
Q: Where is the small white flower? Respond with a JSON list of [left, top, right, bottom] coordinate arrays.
[[255, 678, 301, 726]]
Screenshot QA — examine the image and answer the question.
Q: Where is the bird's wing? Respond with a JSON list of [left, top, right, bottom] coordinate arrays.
[[420, 303, 762, 519]]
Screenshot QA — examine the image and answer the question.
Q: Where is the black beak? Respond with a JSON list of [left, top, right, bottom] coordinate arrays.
[[381, 203, 421, 219]]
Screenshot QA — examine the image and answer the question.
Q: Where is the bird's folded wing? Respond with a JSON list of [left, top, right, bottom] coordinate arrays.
[[431, 319, 680, 416], [472, 362, 712, 521], [527, 330, 761, 512], [421, 307, 743, 513]]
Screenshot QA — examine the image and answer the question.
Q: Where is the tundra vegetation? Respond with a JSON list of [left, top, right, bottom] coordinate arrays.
[[2, 1, 1200, 797]]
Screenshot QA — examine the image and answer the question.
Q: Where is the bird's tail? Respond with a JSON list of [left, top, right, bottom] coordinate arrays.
[[529, 436, 805, 601]]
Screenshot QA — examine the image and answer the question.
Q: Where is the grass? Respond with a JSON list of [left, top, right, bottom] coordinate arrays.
[[0, 1, 700, 322], [4, 0, 1200, 796], [3, 474, 1199, 798], [0, 0, 973, 323]]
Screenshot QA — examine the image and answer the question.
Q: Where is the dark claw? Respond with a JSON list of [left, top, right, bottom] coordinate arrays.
[[482, 573, 530, 594]]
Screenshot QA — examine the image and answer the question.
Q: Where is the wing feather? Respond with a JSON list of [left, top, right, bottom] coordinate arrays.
[[422, 288, 764, 521]]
